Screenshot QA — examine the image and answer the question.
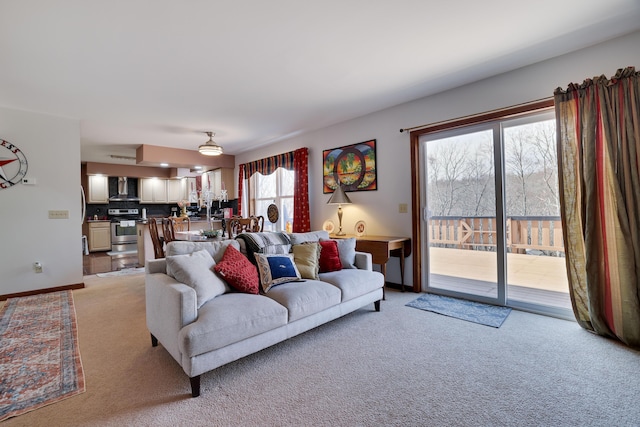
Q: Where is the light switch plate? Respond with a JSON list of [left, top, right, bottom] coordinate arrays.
[[399, 203, 408, 213], [48, 210, 69, 219]]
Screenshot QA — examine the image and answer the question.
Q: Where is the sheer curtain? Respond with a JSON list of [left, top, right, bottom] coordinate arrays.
[[237, 148, 310, 232], [555, 67, 640, 347]]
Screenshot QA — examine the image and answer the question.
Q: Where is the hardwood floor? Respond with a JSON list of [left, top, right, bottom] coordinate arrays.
[[83, 252, 140, 275]]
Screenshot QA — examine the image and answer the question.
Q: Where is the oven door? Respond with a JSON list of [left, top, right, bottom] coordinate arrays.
[[111, 221, 138, 244]]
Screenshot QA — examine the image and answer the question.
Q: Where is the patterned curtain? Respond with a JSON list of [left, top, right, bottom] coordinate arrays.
[[554, 66, 640, 347], [238, 148, 310, 231], [237, 164, 245, 216], [293, 147, 310, 232], [244, 151, 295, 177]]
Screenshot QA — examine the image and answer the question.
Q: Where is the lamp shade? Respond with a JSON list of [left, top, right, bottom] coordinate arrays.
[[327, 185, 352, 205]]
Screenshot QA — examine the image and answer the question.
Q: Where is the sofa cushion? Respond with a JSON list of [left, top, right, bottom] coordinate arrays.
[[288, 230, 330, 245], [318, 240, 342, 273], [292, 242, 320, 280], [179, 293, 288, 357], [319, 269, 385, 302], [214, 245, 260, 294], [333, 238, 357, 269], [166, 240, 240, 266], [255, 253, 302, 292], [264, 280, 341, 322], [165, 249, 230, 308]]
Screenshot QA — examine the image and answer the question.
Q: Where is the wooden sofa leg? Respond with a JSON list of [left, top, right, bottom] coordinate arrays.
[[190, 375, 201, 397], [150, 333, 158, 347], [374, 300, 381, 312]]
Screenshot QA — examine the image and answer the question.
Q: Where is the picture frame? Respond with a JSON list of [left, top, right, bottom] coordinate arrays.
[[323, 139, 377, 194]]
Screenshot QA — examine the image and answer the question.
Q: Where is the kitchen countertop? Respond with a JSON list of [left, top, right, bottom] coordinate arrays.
[[138, 217, 223, 224]]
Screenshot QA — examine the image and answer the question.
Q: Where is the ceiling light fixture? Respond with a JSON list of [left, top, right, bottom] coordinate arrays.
[[199, 132, 223, 156]]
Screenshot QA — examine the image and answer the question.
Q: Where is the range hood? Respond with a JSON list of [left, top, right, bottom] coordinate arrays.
[[109, 177, 140, 201]]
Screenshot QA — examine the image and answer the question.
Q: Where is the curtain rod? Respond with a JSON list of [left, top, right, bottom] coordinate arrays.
[[399, 97, 554, 133]]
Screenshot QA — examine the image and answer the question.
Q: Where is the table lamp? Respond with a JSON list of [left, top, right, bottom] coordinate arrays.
[[327, 185, 352, 236]]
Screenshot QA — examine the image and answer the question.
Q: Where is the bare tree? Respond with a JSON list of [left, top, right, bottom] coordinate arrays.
[[530, 120, 559, 215], [427, 140, 469, 216], [505, 128, 539, 215]]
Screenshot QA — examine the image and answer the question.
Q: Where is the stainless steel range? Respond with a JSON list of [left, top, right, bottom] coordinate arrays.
[[108, 208, 140, 255]]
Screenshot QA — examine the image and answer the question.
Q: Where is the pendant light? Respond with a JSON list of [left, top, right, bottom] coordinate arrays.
[[199, 132, 223, 156]]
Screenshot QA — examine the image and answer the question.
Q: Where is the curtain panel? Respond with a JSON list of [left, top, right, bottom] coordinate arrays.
[[237, 164, 245, 216], [238, 148, 310, 232], [554, 66, 640, 347], [293, 148, 310, 232]]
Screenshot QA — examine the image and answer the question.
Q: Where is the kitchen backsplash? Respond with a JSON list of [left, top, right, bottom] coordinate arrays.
[[85, 199, 237, 220]]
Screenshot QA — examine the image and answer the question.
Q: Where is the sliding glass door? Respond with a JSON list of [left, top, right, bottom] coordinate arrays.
[[420, 110, 571, 317], [423, 126, 502, 303]]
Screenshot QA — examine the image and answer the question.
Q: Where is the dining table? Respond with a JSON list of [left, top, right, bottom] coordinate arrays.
[[174, 230, 224, 241]]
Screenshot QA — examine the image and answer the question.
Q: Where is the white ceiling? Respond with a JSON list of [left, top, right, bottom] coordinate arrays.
[[1, 1, 640, 165]]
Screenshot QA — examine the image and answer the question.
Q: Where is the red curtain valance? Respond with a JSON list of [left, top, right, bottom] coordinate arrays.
[[243, 151, 295, 178]]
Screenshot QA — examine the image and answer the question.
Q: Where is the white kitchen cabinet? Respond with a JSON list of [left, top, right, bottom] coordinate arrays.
[[87, 175, 109, 204], [203, 168, 234, 198], [167, 178, 187, 203], [87, 221, 111, 252], [139, 178, 168, 203], [185, 177, 199, 203]]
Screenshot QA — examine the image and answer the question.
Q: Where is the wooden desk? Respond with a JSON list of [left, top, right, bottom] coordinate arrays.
[[332, 235, 412, 295]]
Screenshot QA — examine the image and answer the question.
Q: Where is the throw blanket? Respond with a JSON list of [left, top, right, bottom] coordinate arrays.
[[236, 232, 291, 264]]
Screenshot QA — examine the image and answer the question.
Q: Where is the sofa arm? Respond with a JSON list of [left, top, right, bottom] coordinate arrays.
[[145, 273, 198, 363], [354, 251, 373, 271], [146, 258, 167, 274]]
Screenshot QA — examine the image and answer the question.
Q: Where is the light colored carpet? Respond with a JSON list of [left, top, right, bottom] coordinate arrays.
[[4, 275, 640, 426]]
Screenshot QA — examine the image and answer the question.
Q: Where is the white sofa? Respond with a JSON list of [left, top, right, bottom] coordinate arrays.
[[145, 231, 384, 397]]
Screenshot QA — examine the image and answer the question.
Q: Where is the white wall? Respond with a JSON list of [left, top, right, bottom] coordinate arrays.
[[0, 107, 81, 295], [236, 30, 640, 286]]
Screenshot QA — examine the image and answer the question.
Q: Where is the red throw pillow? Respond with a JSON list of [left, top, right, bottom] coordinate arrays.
[[214, 245, 259, 294], [318, 240, 342, 273]]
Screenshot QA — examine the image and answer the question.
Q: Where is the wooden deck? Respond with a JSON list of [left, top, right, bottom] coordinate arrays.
[[428, 247, 571, 309]]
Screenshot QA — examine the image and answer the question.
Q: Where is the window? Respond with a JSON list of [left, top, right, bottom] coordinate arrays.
[[250, 168, 294, 232]]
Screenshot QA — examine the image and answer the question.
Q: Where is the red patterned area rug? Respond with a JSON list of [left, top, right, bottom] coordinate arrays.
[[0, 290, 85, 421]]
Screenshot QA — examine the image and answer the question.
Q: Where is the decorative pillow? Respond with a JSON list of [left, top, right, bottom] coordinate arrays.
[[255, 253, 302, 292], [333, 238, 356, 269], [165, 249, 230, 308], [292, 242, 321, 280], [214, 245, 260, 294], [318, 239, 342, 273]]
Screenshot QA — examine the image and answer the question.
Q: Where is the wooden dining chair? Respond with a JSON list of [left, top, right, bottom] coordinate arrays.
[[250, 215, 264, 232], [228, 217, 255, 236], [170, 216, 191, 232], [148, 219, 165, 259], [163, 218, 175, 243]]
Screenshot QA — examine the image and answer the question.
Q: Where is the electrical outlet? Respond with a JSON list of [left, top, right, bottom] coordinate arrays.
[[34, 262, 43, 273], [22, 177, 37, 185], [399, 203, 408, 213], [48, 210, 69, 219]]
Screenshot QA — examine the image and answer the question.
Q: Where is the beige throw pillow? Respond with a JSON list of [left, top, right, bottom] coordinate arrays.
[[166, 249, 230, 308], [292, 242, 321, 279]]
